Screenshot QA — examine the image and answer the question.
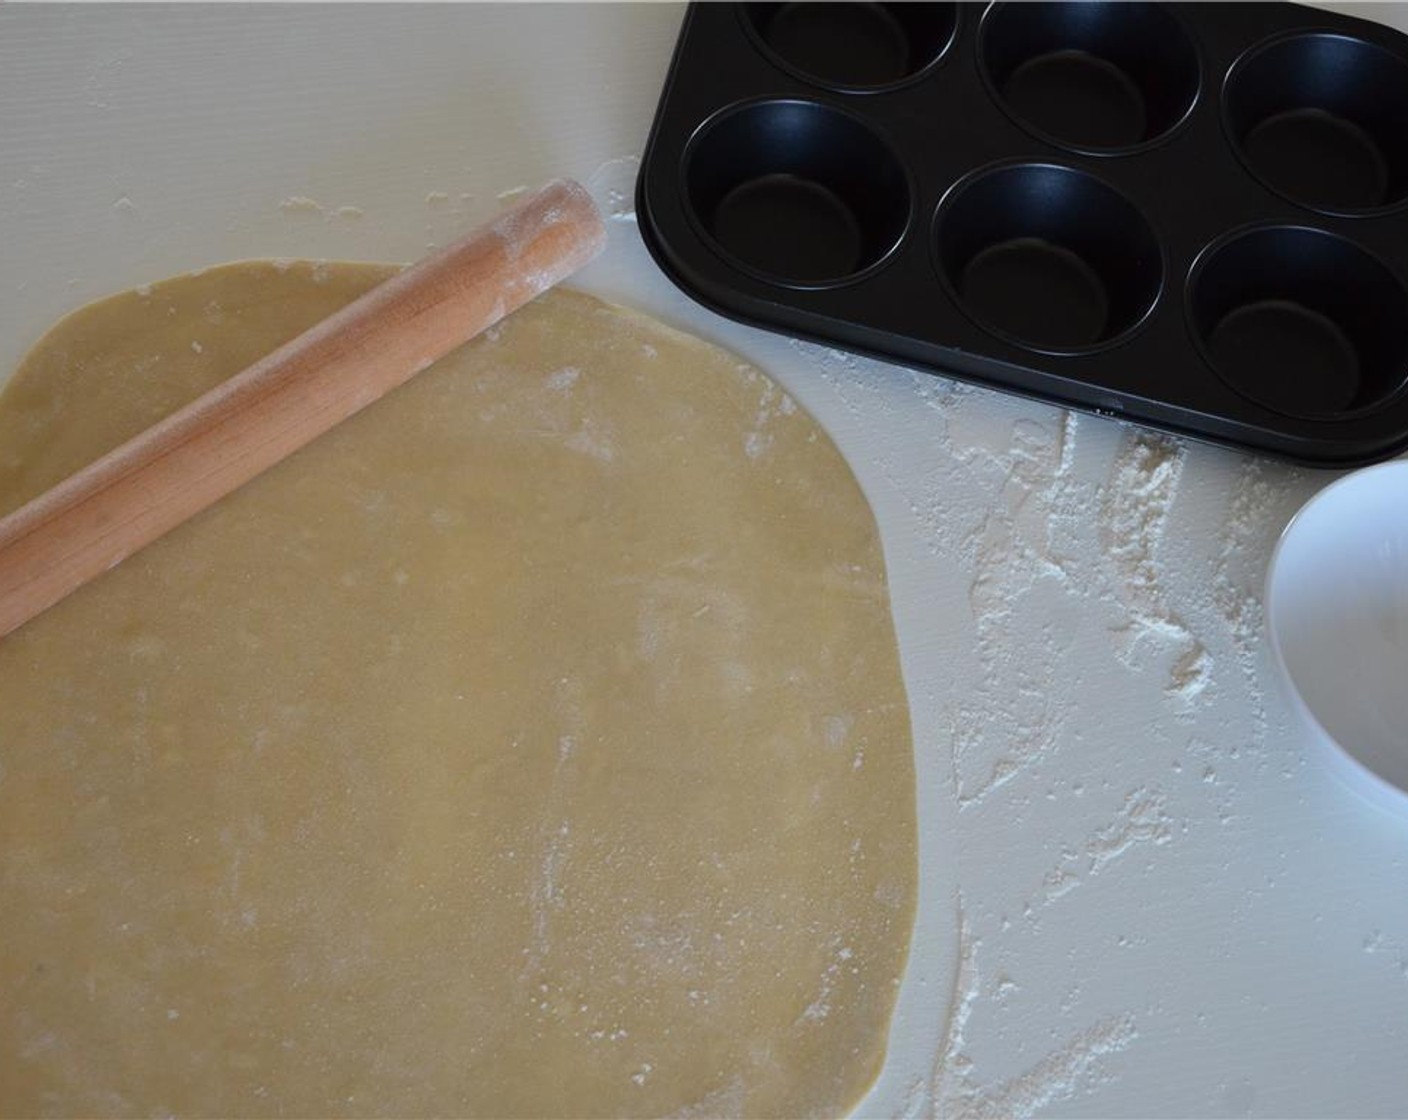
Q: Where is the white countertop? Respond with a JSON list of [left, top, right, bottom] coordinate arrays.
[[2, 5, 1405, 1117]]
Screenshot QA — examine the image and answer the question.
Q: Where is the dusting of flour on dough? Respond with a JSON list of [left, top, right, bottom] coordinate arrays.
[[0, 274, 913, 1120], [545, 366, 581, 392]]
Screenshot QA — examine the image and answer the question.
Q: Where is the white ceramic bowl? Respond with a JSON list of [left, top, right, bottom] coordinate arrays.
[[1266, 459, 1408, 813]]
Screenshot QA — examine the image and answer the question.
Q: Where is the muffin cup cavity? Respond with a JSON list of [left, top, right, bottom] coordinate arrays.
[[742, 3, 957, 92], [1224, 32, 1408, 215], [1188, 226, 1408, 418], [979, 2, 1200, 154], [638, 2, 1408, 464], [934, 163, 1163, 354], [683, 99, 911, 288]]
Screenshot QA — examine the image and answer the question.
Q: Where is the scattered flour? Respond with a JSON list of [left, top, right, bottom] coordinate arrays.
[[1040, 787, 1175, 904], [781, 310, 1370, 1119], [279, 197, 364, 222], [588, 154, 641, 222], [953, 413, 1084, 807], [906, 903, 1140, 1119], [1361, 929, 1408, 983], [1099, 431, 1211, 702], [1211, 457, 1287, 752], [279, 195, 324, 215], [956, 1014, 1138, 1119]]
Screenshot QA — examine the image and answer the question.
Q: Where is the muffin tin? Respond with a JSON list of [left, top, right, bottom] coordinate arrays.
[[635, 2, 1408, 466]]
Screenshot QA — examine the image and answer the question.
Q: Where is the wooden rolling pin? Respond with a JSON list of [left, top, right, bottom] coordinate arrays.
[[0, 178, 606, 639]]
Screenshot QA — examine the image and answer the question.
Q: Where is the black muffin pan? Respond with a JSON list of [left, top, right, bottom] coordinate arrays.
[[636, 2, 1408, 466]]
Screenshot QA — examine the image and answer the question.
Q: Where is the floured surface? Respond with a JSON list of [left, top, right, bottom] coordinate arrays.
[[10, 8, 1408, 1118], [0, 265, 916, 1118]]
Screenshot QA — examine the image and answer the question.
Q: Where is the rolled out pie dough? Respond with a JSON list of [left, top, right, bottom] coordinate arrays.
[[0, 263, 916, 1118]]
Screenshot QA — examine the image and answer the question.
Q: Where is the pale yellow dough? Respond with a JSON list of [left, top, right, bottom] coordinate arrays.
[[0, 263, 916, 1118]]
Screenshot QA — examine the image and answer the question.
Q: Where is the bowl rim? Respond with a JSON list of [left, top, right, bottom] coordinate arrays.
[[1264, 457, 1408, 814]]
